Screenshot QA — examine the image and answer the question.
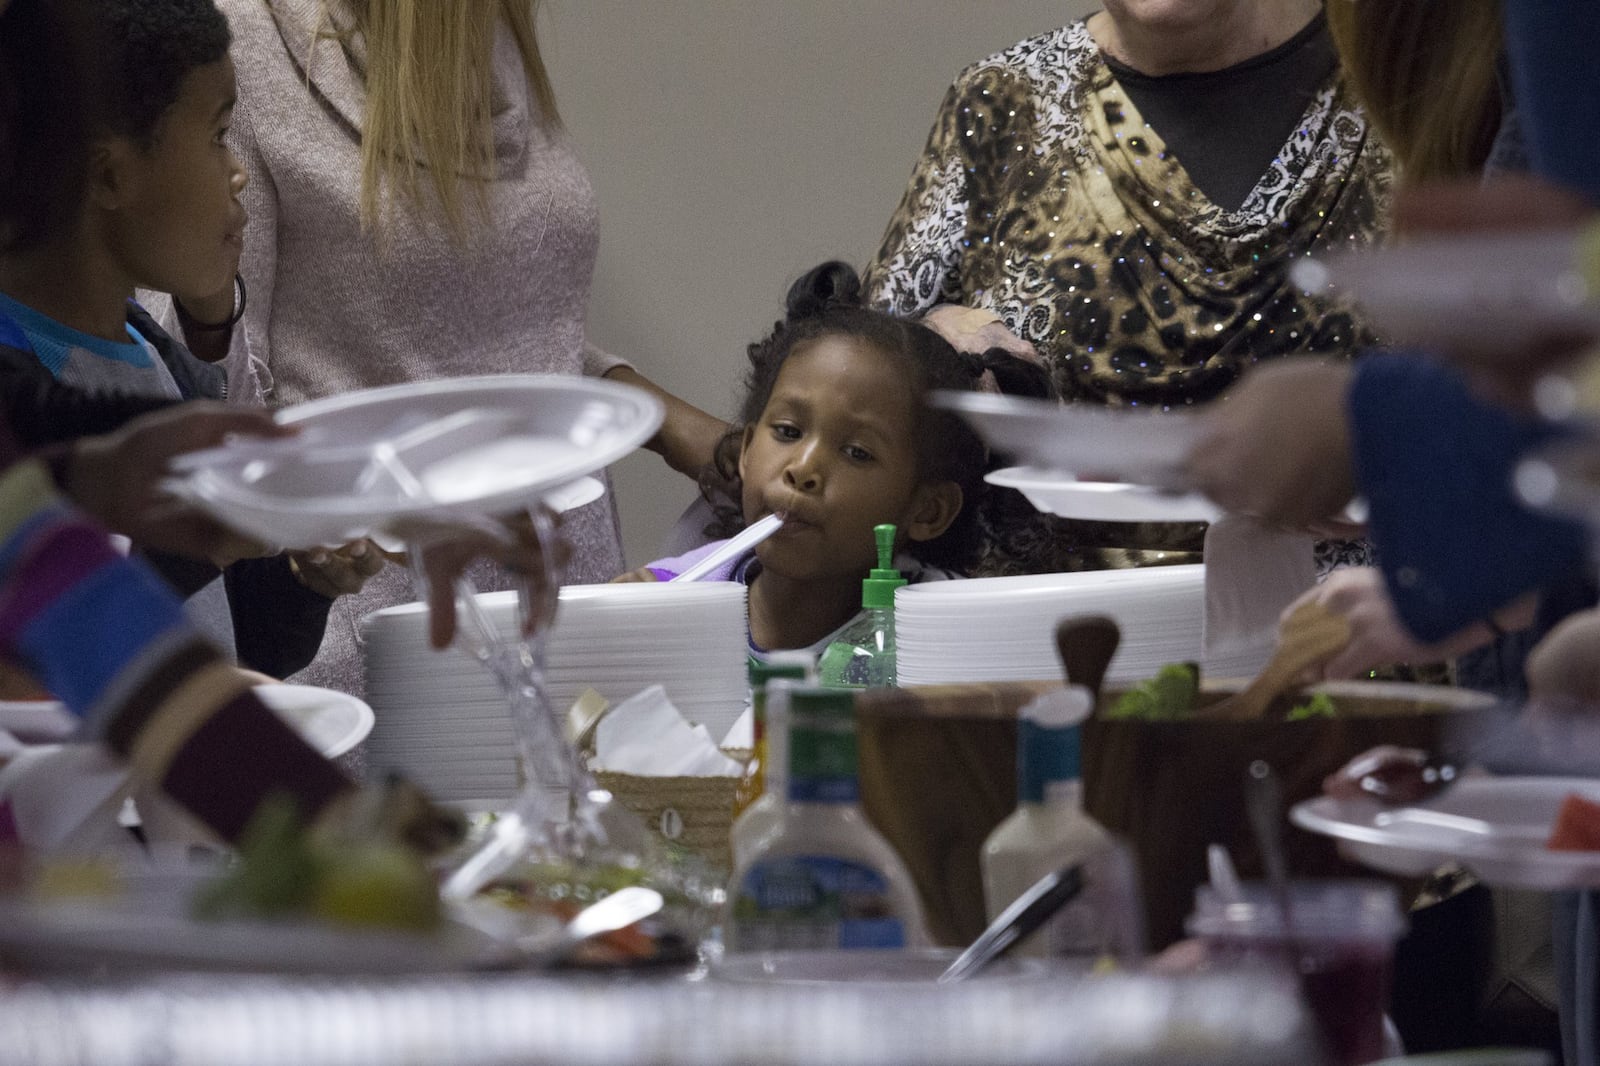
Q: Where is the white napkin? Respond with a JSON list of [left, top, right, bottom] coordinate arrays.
[[591, 686, 743, 777], [720, 706, 755, 752], [1202, 515, 1318, 673]]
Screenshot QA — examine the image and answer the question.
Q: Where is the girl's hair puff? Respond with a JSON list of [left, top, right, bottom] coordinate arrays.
[[702, 260, 1051, 572]]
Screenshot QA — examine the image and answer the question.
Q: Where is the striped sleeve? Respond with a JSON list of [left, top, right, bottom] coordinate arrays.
[[0, 456, 350, 842]]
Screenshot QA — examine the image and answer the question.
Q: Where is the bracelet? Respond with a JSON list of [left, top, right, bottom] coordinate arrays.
[[174, 273, 247, 332]]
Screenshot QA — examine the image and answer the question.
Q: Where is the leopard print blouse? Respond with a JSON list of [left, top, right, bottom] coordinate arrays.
[[865, 20, 1391, 575]]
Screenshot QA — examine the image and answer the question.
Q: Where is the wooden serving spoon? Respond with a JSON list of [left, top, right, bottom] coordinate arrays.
[[1200, 600, 1352, 721], [1054, 615, 1121, 699]]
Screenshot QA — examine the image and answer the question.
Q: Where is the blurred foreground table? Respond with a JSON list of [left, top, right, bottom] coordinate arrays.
[[0, 967, 1313, 1066]]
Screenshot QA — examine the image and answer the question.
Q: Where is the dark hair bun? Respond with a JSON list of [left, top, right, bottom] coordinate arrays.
[[785, 260, 863, 320], [951, 347, 1057, 400]]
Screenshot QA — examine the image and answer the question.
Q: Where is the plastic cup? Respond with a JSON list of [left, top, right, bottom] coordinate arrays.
[[1186, 880, 1406, 1066]]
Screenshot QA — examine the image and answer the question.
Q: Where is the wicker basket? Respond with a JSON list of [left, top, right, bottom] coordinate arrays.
[[593, 770, 738, 873]]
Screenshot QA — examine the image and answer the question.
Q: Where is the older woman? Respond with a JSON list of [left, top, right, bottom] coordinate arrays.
[[865, 0, 1390, 575]]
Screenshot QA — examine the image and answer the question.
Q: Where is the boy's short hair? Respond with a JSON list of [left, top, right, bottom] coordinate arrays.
[[0, 0, 231, 252]]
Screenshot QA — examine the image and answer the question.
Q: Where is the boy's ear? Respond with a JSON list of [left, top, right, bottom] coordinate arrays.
[[85, 138, 139, 212], [902, 480, 963, 543]]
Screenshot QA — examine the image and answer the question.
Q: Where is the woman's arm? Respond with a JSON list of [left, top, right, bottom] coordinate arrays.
[[1502, 0, 1600, 205], [1348, 353, 1588, 642], [862, 78, 974, 316], [602, 364, 729, 479], [862, 64, 1029, 317]]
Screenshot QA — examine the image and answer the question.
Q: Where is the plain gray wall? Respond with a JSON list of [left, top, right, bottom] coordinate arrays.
[[542, 2, 1096, 569]]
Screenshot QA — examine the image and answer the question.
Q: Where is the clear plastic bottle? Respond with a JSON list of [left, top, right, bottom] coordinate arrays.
[[981, 686, 1142, 962], [726, 687, 927, 951], [818, 524, 905, 689]]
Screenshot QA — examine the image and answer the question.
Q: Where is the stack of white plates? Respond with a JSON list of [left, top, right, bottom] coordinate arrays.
[[361, 582, 749, 803], [896, 565, 1265, 686]]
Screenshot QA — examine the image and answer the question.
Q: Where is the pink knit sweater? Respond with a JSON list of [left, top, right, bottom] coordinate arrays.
[[215, 0, 629, 697]]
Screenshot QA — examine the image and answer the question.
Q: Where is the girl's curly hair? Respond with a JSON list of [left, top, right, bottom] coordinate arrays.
[[700, 260, 1052, 573]]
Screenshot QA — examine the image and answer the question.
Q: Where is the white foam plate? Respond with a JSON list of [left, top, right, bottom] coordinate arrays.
[[1292, 775, 1600, 890], [1292, 229, 1600, 356], [931, 392, 1202, 485], [169, 375, 661, 548], [987, 467, 1219, 522], [254, 684, 374, 759]]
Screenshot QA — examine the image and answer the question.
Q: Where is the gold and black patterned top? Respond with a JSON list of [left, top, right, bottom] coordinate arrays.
[[865, 18, 1391, 575]]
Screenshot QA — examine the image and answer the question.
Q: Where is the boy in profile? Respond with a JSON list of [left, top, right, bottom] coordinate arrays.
[[0, 0, 378, 678]]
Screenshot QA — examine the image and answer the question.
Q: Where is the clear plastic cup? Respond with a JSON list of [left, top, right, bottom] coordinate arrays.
[[1186, 880, 1407, 1066]]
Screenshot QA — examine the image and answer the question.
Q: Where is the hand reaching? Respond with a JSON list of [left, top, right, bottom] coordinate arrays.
[[610, 566, 659, 584], [1185, 359, 1357, 529], [1283, 567, 1534, 680], [920, 304, 1042, 363], [388, 508, 571, 650], [62, 403, 288, 565], [289, 540, 386, 599], [920, 303, 1045, 393], [1528, 607, 1600, 705]]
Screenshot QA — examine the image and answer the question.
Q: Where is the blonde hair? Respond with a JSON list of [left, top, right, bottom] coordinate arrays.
[[325, 0, 560, 239], [1326, 0, 1502, 182]]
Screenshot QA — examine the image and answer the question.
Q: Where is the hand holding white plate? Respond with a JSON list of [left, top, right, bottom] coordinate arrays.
[[932, 391, 1202, 488], [1291, 775, 1600, 890], [169, 375, 662, 548]]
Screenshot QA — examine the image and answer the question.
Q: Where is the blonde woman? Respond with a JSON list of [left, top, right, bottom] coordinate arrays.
[[1324, 0, 1505, 182], [186, 0, 726, 699]]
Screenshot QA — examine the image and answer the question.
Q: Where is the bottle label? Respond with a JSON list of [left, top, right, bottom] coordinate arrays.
[[787, 725, 858, 803], [732, 856, 905, 950]]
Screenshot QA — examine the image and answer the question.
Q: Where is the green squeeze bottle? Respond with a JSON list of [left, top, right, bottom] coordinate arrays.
[[818, 524, 905, 689]]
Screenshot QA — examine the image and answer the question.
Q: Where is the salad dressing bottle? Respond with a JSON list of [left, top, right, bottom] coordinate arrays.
[[731, 653, 814, 868], [981, 686, 1142, 962], [726, 687, 927, 951], [818, 524, 904, 689]]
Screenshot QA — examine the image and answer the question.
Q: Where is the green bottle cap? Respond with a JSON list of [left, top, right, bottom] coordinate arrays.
[[861, 523, 907, 609]]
